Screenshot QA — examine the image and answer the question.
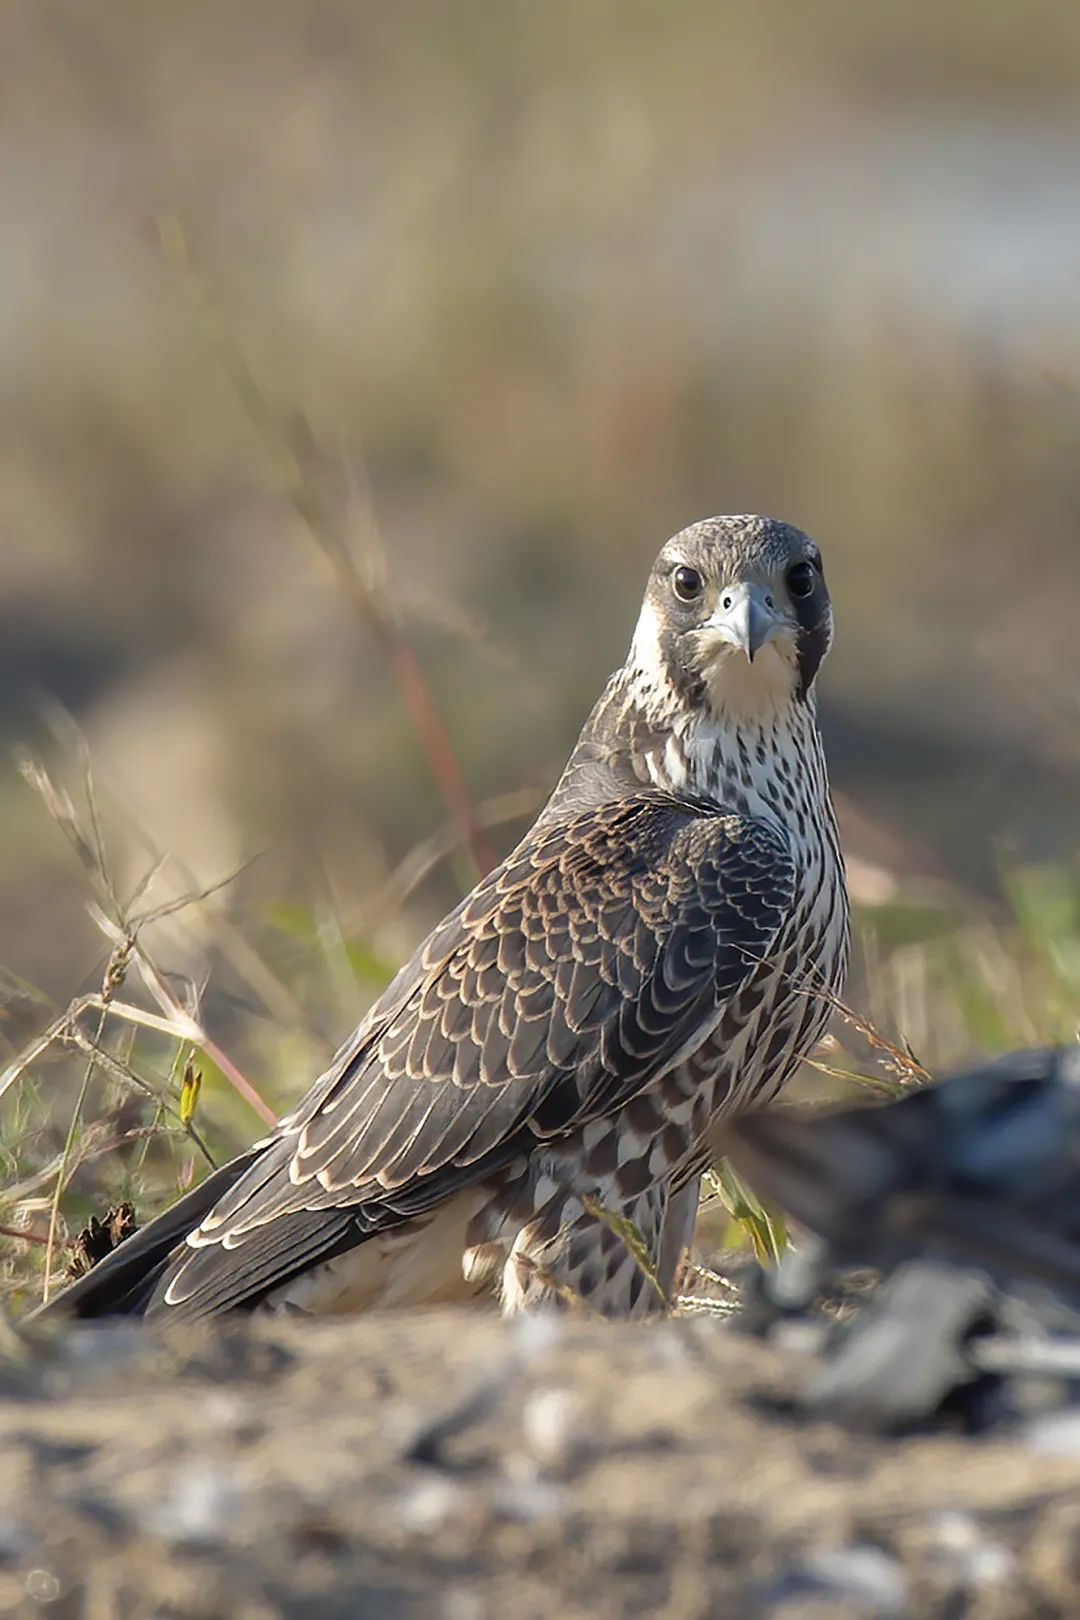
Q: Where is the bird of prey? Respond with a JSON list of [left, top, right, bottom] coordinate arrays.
[[43, 515, 849, 1323]]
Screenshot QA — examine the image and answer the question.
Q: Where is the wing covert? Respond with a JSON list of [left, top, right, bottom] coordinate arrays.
[[159, 794, 795, 1312]]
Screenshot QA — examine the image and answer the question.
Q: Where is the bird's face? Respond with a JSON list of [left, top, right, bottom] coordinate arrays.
[[631, 516, 833, 715]]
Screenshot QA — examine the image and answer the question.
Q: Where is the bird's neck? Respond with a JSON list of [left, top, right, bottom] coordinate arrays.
[[671, 698, 831, 825], [546, 663, 834, 836]]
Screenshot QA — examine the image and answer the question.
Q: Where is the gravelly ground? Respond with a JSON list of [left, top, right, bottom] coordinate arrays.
[[1, 1310, 1079, 1619]]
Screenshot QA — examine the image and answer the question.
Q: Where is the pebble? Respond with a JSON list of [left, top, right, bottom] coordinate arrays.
[[768, 1543, 909, 1616], [1024, 1408, 1080, 1458], [520, 1385, 582, 1472], [399, 1476, 468, 1535], [928, 1510, 1015, 1588], [140, 1461, 242, 1548]]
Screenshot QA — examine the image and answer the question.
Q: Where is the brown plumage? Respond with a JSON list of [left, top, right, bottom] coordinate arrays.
[[40, 515, 848, 1323]]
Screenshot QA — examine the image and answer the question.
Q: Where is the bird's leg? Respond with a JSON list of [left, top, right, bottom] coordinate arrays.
[[500, 1201, 579, 1315], [656, 1177, 702, 1300], [500, 1183, 672, 1318]]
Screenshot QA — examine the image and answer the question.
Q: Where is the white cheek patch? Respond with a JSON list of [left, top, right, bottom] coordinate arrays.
[[629, 597, 804, 725], [629, 600, 667, 687]]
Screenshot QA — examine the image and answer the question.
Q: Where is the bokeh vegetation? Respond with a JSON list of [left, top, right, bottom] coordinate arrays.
[[1, 1, 1078, 1306]]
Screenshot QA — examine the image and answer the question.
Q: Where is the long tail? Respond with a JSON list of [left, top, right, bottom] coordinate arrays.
[[27, 1149, 263, 1321]]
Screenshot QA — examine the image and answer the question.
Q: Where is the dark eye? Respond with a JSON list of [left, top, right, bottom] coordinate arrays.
[[787, 561, 816, 599], [672, 565, 704, 602]]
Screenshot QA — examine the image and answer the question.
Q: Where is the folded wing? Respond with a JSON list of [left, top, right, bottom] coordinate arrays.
[[56, 794, 795, 1320]]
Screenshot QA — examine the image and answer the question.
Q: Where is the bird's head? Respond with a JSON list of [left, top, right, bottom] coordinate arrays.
[[629, 515, 833, 719]]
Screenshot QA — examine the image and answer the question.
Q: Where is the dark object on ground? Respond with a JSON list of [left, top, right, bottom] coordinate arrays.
[[66, 1203, 139, 1281], [727, 1046, 1080, 1431]]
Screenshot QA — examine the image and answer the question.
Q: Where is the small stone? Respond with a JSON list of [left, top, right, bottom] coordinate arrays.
[[399, 1476, 467, 1535], [492, 1476, 564, 1524], [142, 1461, 241, 1548], [929, 1510, 1015, 1587], [773, 1543, 908, 1617], [1024, 1409, 1080, 1458], [520, 1386, 582, 1472]]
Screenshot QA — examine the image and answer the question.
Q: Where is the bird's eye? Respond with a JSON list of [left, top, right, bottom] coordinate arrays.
[[787, 561, 816, 599], [672, 565, 704, 602]]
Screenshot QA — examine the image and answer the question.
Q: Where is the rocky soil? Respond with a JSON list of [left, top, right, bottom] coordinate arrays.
[[1, 1310, 1079, 1619]]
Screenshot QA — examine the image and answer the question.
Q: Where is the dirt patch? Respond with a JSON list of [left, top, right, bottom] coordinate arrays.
[[0, 1311, 1078, 1619]]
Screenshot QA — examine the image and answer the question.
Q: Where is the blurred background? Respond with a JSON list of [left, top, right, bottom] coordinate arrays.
[[2, 1, 1080, 1245]]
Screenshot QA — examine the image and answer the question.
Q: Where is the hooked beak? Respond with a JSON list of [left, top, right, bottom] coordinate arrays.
[[708, 582, 784, 663]]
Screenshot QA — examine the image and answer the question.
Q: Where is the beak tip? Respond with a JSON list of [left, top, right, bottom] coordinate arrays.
[[710, 583, 781, 664]]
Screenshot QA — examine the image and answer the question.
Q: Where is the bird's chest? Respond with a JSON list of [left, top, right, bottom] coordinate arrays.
[[600, 710, 848, 1169], [662, 822, 848, 1140]]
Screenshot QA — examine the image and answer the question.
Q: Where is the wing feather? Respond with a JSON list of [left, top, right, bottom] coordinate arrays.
[[69, 793, 795, 1319]]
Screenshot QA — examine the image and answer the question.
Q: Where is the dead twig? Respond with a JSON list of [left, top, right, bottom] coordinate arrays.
[[581, 1194, 670, 1309], [42, 940, 126, 1303], [0, 1125, 167, 1208], [0, 1224, 56, 1250]]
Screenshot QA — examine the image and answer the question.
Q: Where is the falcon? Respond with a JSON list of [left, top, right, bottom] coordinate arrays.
[[42, 515, 849, 1322]]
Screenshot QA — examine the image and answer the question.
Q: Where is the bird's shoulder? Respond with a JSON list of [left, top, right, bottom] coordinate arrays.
[[279, 792, 795, 1130], [462, 789, 791, 925]]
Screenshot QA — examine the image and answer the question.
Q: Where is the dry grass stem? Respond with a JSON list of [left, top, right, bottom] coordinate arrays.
[[581, 1195, 670, 1309], [156, 217, 494, 879]]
